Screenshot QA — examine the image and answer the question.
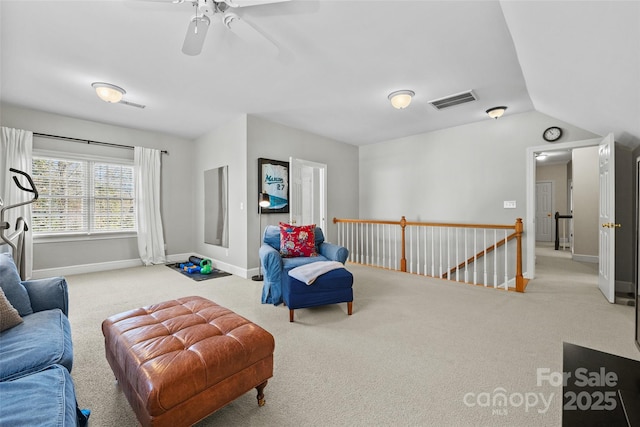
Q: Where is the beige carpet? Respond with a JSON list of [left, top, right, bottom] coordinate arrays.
[[65, 244, 638, 426]]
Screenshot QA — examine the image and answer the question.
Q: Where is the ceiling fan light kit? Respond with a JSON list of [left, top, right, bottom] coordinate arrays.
[[486, 106, 507, 119], [91, 82, 125, 103], [388, 90, 415, 109]]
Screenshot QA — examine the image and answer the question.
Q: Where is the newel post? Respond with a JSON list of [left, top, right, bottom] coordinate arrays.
[[400, 216, 407, 272], [515, 218, 525, 292]]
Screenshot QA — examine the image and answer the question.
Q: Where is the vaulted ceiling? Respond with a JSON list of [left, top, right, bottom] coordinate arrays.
[[1, 1, 638, 148]]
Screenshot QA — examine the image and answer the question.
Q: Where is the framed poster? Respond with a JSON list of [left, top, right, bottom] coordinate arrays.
[[258, 158, 289, 213]]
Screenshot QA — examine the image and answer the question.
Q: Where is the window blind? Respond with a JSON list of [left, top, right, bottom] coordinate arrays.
[[32, 155, 135, 234]]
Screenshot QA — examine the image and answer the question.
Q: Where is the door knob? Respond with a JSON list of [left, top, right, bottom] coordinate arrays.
[[602, 223, 622, 228]]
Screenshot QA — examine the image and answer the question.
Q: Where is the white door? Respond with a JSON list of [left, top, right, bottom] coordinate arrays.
[[535, 181, 553, 242], [289, 158, 327, 235], [598, 133, 616, 303]]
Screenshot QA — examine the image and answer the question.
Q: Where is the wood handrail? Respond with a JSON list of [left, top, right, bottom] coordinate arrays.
[[333, 217, 527, 293], [334, 217, 516, 230]]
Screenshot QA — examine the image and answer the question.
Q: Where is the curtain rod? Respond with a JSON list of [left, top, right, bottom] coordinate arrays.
[[33, 132, 169, 155]]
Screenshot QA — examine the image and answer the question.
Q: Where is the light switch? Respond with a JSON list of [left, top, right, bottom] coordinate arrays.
[[504, 201, 516, 209], [240, 202, 244, 210]]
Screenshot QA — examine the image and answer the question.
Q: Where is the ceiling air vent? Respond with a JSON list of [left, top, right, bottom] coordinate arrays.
[[428, 90, 477, 110]]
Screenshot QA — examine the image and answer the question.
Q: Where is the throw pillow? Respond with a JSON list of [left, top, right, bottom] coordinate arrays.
[[0, 253, 33, 316], [279, 223, 317, 258], [0, 287, 23, 332]]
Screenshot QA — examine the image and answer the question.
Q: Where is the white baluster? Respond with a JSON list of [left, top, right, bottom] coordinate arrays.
[[409, 226, 413, 273], [504, 229, 508, 289], [464, 228, 468, 283], [472, 228, 476, 283], [483, 229, 488, 287], [493, 229, 498, 288]]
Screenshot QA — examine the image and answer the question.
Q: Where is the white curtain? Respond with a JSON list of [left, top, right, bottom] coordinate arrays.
[[134, 147, 166, 265], [1, 127, 33, 278]]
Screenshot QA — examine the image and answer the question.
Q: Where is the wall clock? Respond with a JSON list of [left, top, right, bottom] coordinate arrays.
[[543, 126, 562, 142]]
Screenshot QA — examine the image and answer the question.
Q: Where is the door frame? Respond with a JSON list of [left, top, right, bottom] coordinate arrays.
[[289, 157, 328, 239], [525, 137, 602, 279]]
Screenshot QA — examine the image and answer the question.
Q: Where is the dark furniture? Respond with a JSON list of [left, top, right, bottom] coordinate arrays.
[[284, 267, 354, 322], [562, 342, 640, 426]]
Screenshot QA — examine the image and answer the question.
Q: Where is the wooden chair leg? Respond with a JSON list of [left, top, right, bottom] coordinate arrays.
[[347, 301, 353, 315], [256, 380, 268, 407], [289, 309, 294, 322]]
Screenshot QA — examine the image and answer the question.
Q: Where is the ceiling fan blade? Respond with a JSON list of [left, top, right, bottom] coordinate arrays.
[[182, 15, 211, 56], [222, 0, 290, 8], [223, 12, 278, 56]]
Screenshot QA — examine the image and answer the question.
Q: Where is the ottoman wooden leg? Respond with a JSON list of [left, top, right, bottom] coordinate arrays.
[[289, 309, 295, 322], [256, 380, 268, 406], [347, 301, 353, 315]]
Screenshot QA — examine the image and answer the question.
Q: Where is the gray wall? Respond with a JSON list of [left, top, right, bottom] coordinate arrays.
[[190, 115, 359, 277], [572, 146, 599, 258], [0, 103, 195, 271], [616, 145, 635, 285], [246, 116, 359, 271], [359, 110, 598, 275], [537, 163, 569, 218], [193, 115, 248, 274]]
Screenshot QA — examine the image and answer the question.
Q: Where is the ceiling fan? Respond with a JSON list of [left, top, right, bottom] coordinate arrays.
[[162, 0, 290, 56]]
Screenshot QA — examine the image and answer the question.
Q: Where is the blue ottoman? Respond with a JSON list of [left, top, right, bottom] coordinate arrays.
[[284, 267, 353, 322]]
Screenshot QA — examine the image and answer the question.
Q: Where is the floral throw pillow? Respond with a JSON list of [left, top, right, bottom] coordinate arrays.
[[279, 223, 317, 258]]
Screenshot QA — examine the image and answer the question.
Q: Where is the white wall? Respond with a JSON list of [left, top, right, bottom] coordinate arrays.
[[0, 103, 195, 272], [359, 110, 598, 274]]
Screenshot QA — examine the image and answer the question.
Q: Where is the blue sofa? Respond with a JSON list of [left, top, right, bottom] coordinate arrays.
[[259, 225, 349, 305], [0, 253, 87, 426]]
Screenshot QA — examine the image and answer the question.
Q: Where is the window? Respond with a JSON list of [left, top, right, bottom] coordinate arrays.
[[32, 154, 135, 235]]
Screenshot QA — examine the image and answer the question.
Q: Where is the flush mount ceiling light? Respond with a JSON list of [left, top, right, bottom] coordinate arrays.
[[388, 90, 415, 109], [486, 106, 507, 119], [536, 153, 548, 161], [91, 82, 126, 103]]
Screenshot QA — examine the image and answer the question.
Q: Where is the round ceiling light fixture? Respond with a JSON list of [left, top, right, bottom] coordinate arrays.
[[388, 90, 415, 109], [91, 82, 126, 103], [486, 106, 507, 119]]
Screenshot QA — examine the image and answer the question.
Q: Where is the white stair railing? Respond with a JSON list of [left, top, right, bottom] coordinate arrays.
[[333, 217, 527, 292]]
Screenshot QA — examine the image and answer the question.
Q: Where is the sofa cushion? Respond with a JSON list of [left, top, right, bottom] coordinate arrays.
[[0, 364, 78, 427], [279, 223, 317, 257], [0, 309, 73, 381], [0, 253, 33, 316], [0, 287, 23, 332]]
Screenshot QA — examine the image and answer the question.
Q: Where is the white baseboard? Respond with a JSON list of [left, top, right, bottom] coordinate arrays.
[[32, 258, 143, 279], [572, 254, 598, 263], [31, 252, 252, 280]]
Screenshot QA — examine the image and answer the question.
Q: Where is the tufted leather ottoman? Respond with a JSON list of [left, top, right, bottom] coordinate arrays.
[[101, 296, 275, 427]]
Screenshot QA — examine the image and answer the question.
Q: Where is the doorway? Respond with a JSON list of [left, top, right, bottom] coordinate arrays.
[[526, 135, 615, 302], [289, 157, 327, 237]]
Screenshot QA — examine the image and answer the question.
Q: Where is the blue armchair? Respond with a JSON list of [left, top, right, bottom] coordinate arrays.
[[259, 225, 349, 305]]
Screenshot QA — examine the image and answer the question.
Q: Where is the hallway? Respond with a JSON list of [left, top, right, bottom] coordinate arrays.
[[535, 242, 634, 306]]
